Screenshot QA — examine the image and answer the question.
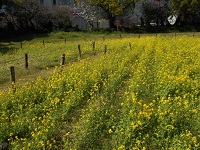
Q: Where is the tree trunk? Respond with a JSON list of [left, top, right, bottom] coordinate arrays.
[[108, 14, 116, 29]]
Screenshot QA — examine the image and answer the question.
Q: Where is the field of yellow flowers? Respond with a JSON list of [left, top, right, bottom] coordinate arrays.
[[0, 35, 199, 149]]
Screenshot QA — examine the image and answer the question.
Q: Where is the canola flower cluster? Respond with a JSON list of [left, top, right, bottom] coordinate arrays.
[[0, 35, 199, 149]]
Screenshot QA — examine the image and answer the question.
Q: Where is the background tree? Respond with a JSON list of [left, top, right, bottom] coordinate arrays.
[[88, 0, 139, 29], [0, 0, 8, 6], [52, 7, 71, 31], [142, 0, 170, 26], [170, 0, 200, 27], [67, 1, 97, 30], [2, 0, 72, 34], [3, 0, 41, 33]]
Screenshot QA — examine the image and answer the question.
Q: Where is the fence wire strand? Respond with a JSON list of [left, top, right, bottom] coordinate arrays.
[[0, 41, 107, 89], [0, 57, 23, 64]]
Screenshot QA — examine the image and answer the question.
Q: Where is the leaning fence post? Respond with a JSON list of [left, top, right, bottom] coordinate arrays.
[[78, 45, 81, 58], [25, 53, 28, 69], [129, 43, 132, 50], [120, 34, 122, 39], [92, 42, 95, 51], [104, 45, 107, 54], [61, 54, 65, 65], [193, 32, 195, 37], [10, 66, 15, 84]]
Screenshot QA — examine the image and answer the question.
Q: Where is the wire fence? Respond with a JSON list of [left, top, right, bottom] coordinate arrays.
[[0, 39, 115, 90], [1, 32, 198, 90]]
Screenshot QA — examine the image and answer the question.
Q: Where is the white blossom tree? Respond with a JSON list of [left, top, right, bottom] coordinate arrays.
[[67, 1, 98, 30]]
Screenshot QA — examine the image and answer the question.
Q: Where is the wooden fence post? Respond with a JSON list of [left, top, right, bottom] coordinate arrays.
[[10, 66, 15, 84], [120, 34, 122, 39], [65, 38, 66, 43], [25, 53, 28, 69], [92, 42, 95, 51], [78, 45, 81, 58], [129, 43, 132, 50], [61, 54, 65, 65], [138, 34, 140, 38], [104, 45, 107, 54]]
